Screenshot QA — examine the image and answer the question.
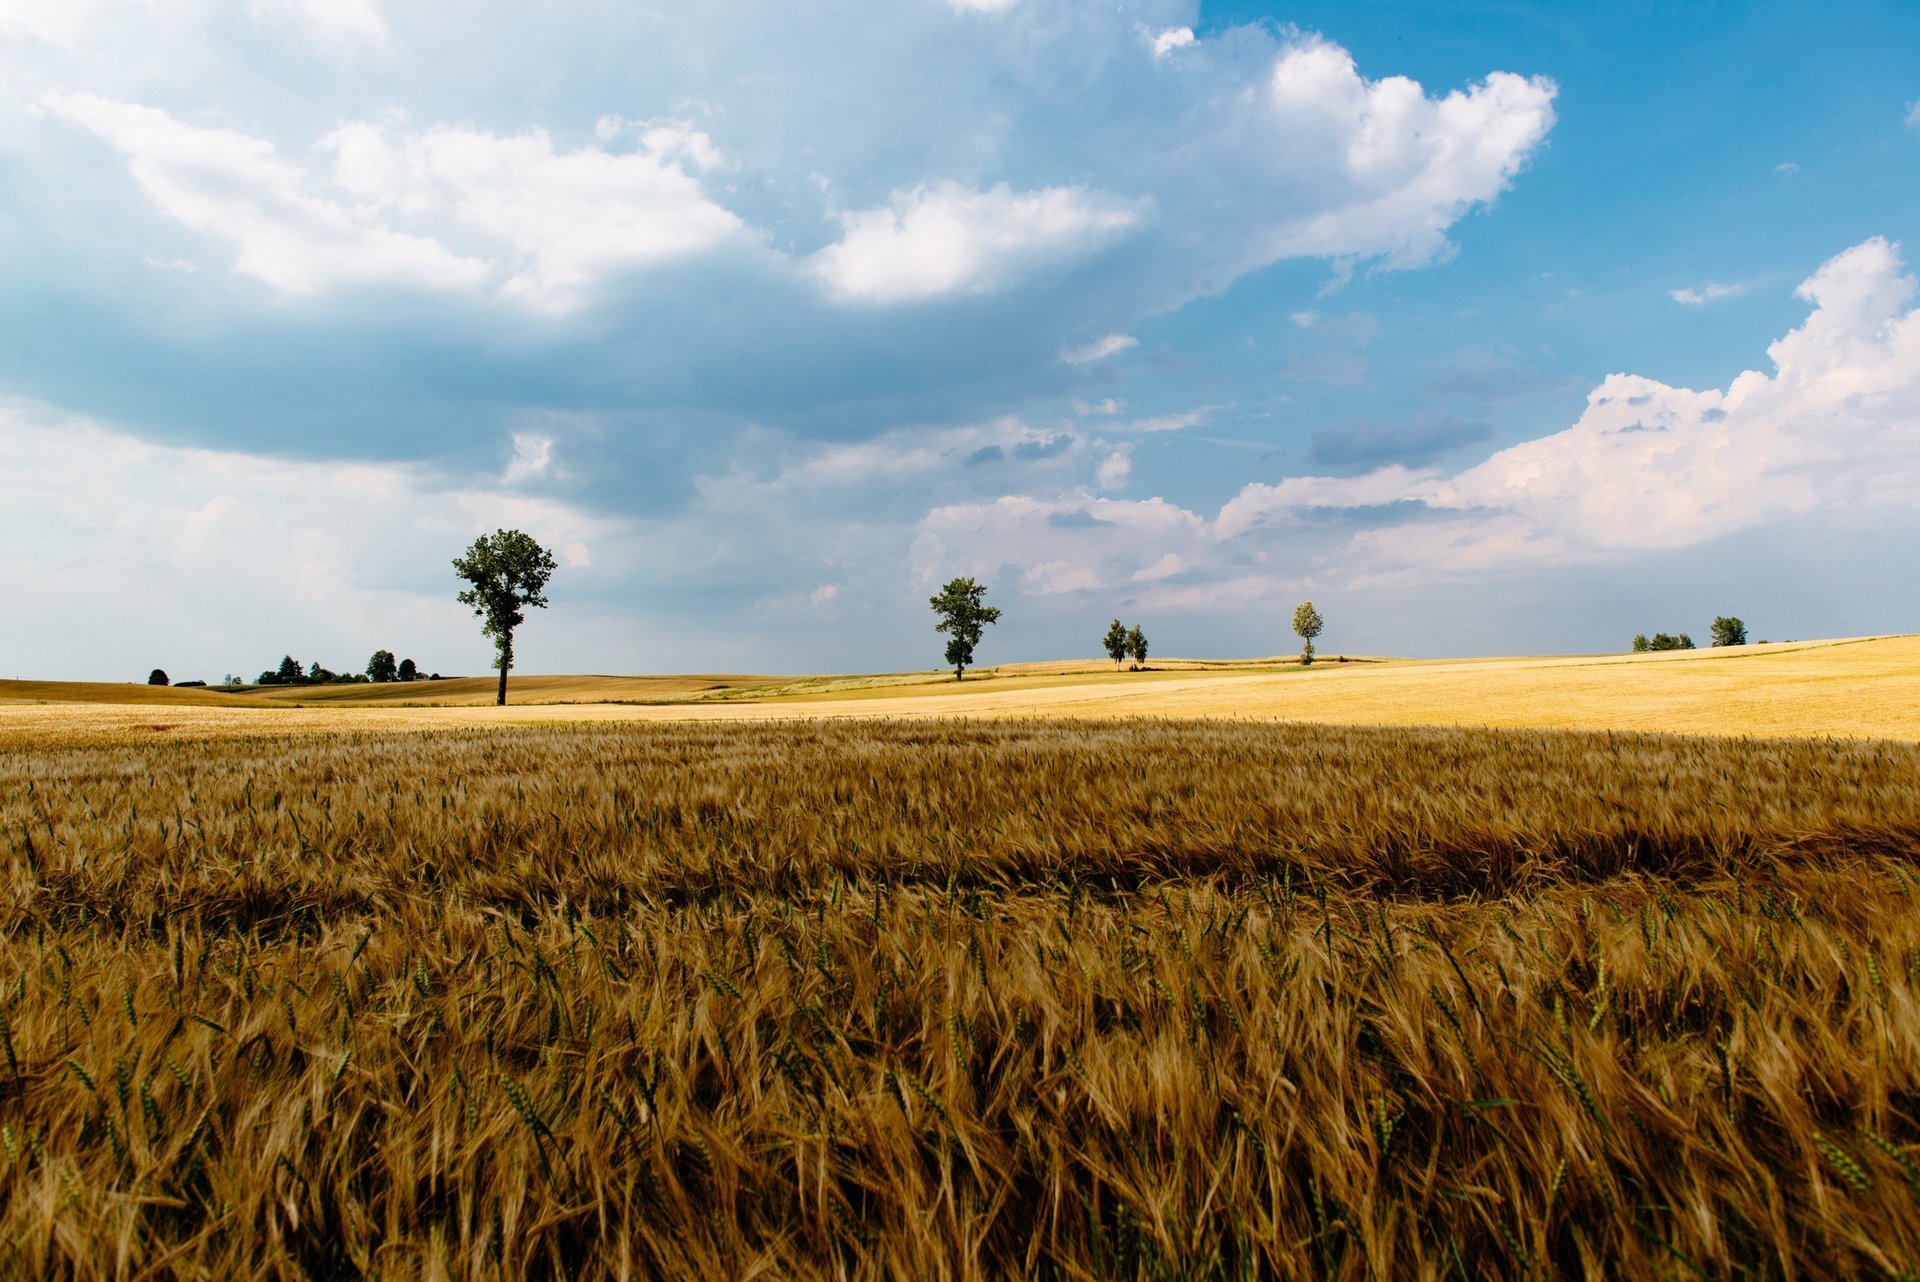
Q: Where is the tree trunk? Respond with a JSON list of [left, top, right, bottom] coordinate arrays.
[[954, 664, 964, 682], [497, 663, 508, 705]]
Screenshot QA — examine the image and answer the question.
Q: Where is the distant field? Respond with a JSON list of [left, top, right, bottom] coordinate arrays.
[[6, 635, 1920, 744], [5, 719, 1918, 1276]]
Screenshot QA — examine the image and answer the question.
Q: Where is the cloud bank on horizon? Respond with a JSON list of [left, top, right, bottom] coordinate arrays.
[[2, 0, 1918, 677]]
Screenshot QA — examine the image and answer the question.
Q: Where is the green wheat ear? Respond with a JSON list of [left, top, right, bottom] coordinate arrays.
[[1815, 1134, 1872, 1193]]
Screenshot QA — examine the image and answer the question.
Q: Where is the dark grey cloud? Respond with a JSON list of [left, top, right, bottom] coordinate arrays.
[[1309, 412, 1492, 469]]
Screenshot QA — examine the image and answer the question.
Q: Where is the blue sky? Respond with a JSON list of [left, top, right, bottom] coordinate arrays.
[[4, 0, 1919, 680]]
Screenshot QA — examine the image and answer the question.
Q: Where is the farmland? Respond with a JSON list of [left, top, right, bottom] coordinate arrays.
[[7, 633, 1920, 746], [4, 715, 1920, 1277]]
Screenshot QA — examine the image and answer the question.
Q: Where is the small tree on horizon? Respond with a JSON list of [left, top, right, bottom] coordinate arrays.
[[398, 658, 418, 682], [366, 649, 398, 683], [147, 668, 169, 686], [1102, 619, 1129, 669], [1711, 616, 1748, 647], [1126, 624, 1148, 667], [1632, 634, 1651, 652], [1292, 601, 1324, 666], [454, 529, 558, 706], [930, 577, 1001, 681]]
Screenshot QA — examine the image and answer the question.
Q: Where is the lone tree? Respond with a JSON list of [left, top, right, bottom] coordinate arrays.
[[1711, 616, 1748, 647], [454, 528, 558, 706], [1126, 624, 1148, 667], [1102, 618, 1129, 669], [930, 577, 1000, 681], [147, 668, 169, 686], [1292, 600, 1324, 666], [366, 649, 398, 683]]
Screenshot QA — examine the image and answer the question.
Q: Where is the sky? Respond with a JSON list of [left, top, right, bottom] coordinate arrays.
[[4, 0, 1920, 681]]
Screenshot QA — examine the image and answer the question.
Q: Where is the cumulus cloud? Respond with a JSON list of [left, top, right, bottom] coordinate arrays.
[[813, 182, 1143, 303], [48, 95, 748, 312], [1223, 40, 1556, 274], [916, 237, 1920, 604], [44, 93, 489, 297], [25, 11, 1556, 336]]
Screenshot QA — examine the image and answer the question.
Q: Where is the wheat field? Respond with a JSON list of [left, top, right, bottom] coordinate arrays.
[[4, 717, 1920, 1277], [8, 635, 1920, 746]]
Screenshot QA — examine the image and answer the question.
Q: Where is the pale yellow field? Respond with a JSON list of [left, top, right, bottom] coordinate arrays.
[[4, 635, 1917, 745]]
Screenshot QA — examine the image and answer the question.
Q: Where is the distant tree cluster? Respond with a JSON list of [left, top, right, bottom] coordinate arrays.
[[1101, 619, 1150, 669], [1632, 633, 1695, 652], [239, 652, 438, 687], [255, 656, 363, 686], [364, 650, 427, 683], [1631, 615, 1750, 653]]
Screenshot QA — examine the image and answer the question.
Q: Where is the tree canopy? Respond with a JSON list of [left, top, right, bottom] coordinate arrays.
[[930, 577, 1001, 681], [454, 529, 558, 706], [1102, 619, 1129, 669], [1292, 601, 1324, 665], [1711, 616, 1748, 647]]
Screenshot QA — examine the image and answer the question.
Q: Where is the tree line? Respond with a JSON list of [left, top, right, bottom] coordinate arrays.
[[928, 579, 1333, 680], [1631, 616, 1750, 652], [147, 523, 1771, 705]]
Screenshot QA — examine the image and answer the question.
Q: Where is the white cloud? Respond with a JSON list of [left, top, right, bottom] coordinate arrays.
[[1096, 449, 1132, 490], [1061, 333, 1137, 364], [324, 120, 747, 313], [45, 93, 489, 297], [813, 181, 1144, 303], [1774, 161, 1800, 174], [1906, 100, 1920, 131], [1236, 40, 1557, 272], [47, 95, 748, 312], [1150, 26, 1195, 58], [948, 0, 1019, 10], [1670, 281, 1743, 305], [504, 432, 554, 483], [912, 237, 1920, 606], [1132, 552, 1185, 582], [1252, 236, 1920, 573]]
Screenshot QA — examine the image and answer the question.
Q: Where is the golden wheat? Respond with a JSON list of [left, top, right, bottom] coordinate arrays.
[[3, 719, 1918, 1277]]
